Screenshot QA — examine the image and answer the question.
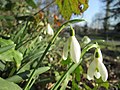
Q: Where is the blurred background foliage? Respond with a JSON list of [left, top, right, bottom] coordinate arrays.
[[0, 0, 120, 90]]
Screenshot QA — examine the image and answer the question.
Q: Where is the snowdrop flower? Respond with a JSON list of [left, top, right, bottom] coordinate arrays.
[[87, 48, 108, 82], [81, 36, 91, 48], [62, 36, 81, 63], [47, 23, 54, 35]]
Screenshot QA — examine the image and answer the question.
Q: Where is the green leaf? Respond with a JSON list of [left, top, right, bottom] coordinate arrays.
[[0, 48, 23, 68], [61, 57, 71, 65], [0, 15, 14, 20], [54, 71, 61, 81], [72, 80, 79, 90], [100, 82, 109, 89], [13, 50, 23, 68], [26, 0, 37, 8], [6, 71, 29, 83], [0, 38, 14, 45], [78, 0, 89, 12], [0, 44, 15, 54], [13, 22, 27, 44], [0, 77, 22, 90], [18, 49, 45, 73], [74, 66, 83, 82], [96, 78, 109, 89], [0, 61, 5, 71], [69, 0, 81, 14], [0, 38, 23, 68], [33, 67, 50, 78], [56, 0, 89, 20], [6, 67, 50, 83], [83, 83, 92, 90], [60, 74, 70, 90]]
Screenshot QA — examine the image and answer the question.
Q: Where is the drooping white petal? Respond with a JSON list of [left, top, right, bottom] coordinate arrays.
[[70, 36, 81, 63], [62, 39, 69, 60], [87, 59, 97, 80], [47, 24, 54, 35], [94, 70, 101, 79], [98, 60, 108, 82]]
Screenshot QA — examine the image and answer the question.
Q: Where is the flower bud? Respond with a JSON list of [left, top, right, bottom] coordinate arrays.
[[47, 24, 54, 35]]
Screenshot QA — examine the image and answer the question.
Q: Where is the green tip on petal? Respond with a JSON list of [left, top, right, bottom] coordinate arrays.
[[94, 71, 101, 79], [94, 48, 103, 62]]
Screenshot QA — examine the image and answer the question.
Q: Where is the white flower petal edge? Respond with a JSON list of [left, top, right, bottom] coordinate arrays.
[[87, 59, 97, 80], [47, 24, 54, 35], [62, 39, 69, 60], [70, 36, 81, 63], [98, 60, 108, 82]]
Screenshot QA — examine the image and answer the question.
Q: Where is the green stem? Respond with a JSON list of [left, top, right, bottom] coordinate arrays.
[[28, 77, 37, 89], [23, 19, 84, 90], [70, 25, 75, 36], [16, 23, 41, 49]]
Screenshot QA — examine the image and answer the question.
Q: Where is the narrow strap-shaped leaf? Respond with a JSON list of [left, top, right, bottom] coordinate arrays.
[[0, 44, 14, 54], [13, 22, 28, 43], [6, 67, 50, 83], [0, 77, 22, 90]]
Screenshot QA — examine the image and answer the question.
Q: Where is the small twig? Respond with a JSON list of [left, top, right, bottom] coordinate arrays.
[[34, 0, 55, 15]]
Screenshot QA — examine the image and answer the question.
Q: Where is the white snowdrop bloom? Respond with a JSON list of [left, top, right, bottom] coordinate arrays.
[[70, 36, 81, 63], [47, 24, 54, 35], [87, 48, 108, 82], [62, 36, 81, 63], [81, 36, 91, 47]]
